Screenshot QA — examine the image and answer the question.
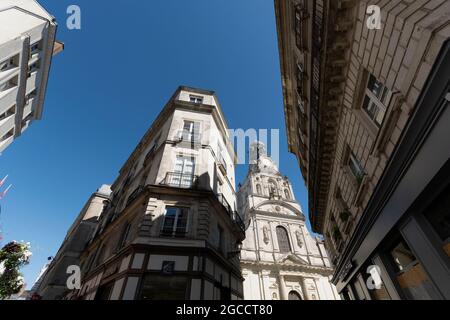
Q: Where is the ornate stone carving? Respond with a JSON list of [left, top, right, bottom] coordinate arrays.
[[295, 230, 304, 248], [263, 226, 270, 244]]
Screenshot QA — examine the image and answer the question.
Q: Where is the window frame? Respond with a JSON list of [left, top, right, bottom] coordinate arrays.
[[276, 226, 292, 253], [160, 206, 190, 237]]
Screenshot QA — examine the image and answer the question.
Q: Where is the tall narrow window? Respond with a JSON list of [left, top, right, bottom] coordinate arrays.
[[171, 155, 195, 188], [117, 223, 131, 250], [182, 120, 200, 143], [362, 74, 392, 127], [276, 226, 291, 253], [284, 189, 291, 200], [256, 184, 262, 195], [161, 207, 189, 237], [348, 151, 365, 183], [217, 224, 224, 253]]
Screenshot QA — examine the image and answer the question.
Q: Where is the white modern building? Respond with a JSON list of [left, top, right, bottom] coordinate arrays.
[[238, 142, 339, 300], [0, 0, 63, 153]]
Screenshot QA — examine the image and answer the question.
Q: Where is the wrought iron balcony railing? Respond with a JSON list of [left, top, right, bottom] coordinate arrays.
[[216, 193, 245, 232], [161, 172, 198, 189]]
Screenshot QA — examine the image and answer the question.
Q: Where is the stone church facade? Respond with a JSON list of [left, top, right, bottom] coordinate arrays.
[[238, 143, 339, 300]]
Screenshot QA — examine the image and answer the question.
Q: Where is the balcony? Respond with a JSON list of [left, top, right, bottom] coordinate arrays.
[[217, 154, 227, 175], [216, 193, 245, 232], [161, 172, 198, 189]]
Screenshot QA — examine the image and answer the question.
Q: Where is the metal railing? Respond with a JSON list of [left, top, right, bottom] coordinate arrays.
[[161, 172, 197, 189], [216, 193, 245, 232]]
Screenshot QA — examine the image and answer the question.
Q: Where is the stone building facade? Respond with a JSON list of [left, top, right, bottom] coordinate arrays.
[[238, 142, 339, 300], [72, 87, 245, 300], [30, 185, 112, 300], [275, 0, 450, 299]]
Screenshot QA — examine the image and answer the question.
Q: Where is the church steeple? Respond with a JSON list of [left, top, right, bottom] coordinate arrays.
[[238, 142, 300, 221], [237, 144, 336, 301]]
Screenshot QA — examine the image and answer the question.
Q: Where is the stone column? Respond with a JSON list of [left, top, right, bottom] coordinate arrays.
[[278, 274, 288, 300]]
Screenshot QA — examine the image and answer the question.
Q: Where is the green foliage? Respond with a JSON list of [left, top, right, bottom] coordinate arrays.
[[0, 241, 31, 300]]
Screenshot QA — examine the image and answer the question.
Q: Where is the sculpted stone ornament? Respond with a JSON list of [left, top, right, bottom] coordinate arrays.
[[263, 226, 270, 244], [296, 230, 303, 248]]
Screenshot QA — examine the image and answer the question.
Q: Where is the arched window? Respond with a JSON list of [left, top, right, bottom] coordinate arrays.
[[288, 291, 302, 300], [284, 189, 291, 200], [256, 184, 262, 195], [276, 226, 291, 253]]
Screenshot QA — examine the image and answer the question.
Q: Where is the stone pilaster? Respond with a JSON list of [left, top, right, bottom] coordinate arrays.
[[196, 201, 210, 240], [138, 197, 159, 237]]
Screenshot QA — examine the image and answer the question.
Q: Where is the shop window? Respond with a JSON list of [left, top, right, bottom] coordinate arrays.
[[139, 275, 188, 300], [361, 264, 391, 300], [388, 240, 441, 299], [423, 184, 450, 259], [94, 282, 114, 300]]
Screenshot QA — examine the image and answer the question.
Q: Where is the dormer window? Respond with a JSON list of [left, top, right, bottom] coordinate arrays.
[[189, 95, 203, 104]]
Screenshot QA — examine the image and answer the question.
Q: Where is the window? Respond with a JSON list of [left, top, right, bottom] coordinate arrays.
[[117, 223, 131, 250], [0, 76, 18, 92], [27, 61, 40, 77], [276, 226, 291, 253], [189, 95, 203, 104], [361, 74, 392, 127], [0, 105, 15, 121], [348, 151, 365, 183], [94, 282, 114, 300], [256, 184, 262, 195], [423, 184, 450, 258], [0, 57, 15, 72], [284, 189, 291, 200], [181, 120, 200, 143], [30, 41, 41, 54], [218, 224, 224, 253], [1, 129, 14, 142], [25, 90, 37, 104], [388, 239, 441, 299], [161, 207, 189, 237], [140, 275, 188, 300], [288, 291, 302, 300], [171, 155, 195, 187]]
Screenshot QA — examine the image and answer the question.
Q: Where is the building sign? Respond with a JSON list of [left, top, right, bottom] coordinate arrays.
[[162, 261, 175, 275]]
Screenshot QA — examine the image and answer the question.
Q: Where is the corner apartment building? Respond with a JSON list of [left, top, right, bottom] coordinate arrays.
[[73, 87, 245, 300], [0, 0, 63, 153], [275, 0, 450, 299], [30, 185, 112, 300]]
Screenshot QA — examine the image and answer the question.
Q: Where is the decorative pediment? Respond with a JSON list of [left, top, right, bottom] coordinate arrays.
[[277, 253, 309, 266], [254, 200, 304, 219]]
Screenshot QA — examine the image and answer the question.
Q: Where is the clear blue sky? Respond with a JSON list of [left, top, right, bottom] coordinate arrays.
[[0, 0, 312, 289]]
